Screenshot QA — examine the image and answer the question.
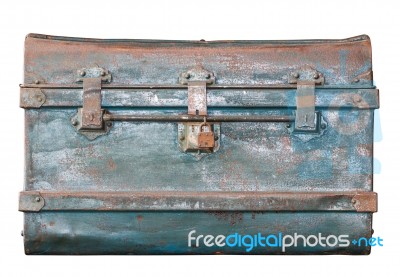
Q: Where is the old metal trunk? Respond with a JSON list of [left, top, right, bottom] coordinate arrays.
[[19, 34, 379, 254]]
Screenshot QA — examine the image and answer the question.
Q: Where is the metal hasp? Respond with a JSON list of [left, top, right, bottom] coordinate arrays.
[[71, 67, 112, 140], [289, 66, 325, 133], [179, 66, 215, 116]]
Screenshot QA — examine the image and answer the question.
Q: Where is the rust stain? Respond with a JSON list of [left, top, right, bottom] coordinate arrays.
[[209, 212, 244, 225], [107, 158, 117, 170]]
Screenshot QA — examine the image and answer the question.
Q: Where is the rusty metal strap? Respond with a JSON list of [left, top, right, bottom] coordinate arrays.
[[81, 78, 103, 129], [295, 81, 316, 129], [187, 81, 208, 116], [19, 191, 377, 213]]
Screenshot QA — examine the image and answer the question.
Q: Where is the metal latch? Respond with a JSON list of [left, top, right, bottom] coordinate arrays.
[[179, 66, 215, 116], [177, 67, 218, 157], [288, 66, 326, 134], [71, 67, 112, 140]]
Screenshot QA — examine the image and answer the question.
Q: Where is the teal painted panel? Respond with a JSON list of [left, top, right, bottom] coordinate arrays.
[[25, 108, 373, 192], [24, 212, 372, 255]]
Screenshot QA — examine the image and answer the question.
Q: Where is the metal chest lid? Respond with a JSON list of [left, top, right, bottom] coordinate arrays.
[[23, 33, 373, 87]]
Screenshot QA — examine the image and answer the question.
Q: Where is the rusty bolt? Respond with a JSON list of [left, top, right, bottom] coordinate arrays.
[[313, 73, 320, 79], [321, 123, 327, 130], [179, 134, 185, 141], [79, 70, 86, 77], [35, 197, 41, 202], [214, 135, 219, 141], [292, 72, 299, 79], [35, 80, 40, 84]]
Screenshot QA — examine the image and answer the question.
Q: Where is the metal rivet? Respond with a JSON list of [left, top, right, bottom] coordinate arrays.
[[179, 135, 185, 141], [101, 71, 106, 77], [286, 123, 291, 128], [184, 73, 190, 79], [321, 123, 327, 130], [21, 230, 24, 237], [79, 70, 86, 77], [36, 96, 43, 102], [205, 73, 211, 79], [35, 197, 41, 202], [292, 72, 299, 79], [106, 122, 113, 127], [313, 73, 319, 79], [71, 118, 78, 126], [354, 78, 360, 83], [34, 80, 40, 84]]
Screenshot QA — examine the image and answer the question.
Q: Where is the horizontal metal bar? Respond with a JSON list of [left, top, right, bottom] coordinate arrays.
[[20, 88, 380, 109], [20, 83, 376, 89], [103, 114, 295, 122], [19, 191, 377, 212]]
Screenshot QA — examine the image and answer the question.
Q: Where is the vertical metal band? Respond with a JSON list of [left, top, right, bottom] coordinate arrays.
[[81, 78, 103, 129], [187, 81, 207, 116], [295, 81, 316, 129]]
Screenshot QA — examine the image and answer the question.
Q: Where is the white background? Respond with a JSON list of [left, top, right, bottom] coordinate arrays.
[[0, 0, 398, 276]]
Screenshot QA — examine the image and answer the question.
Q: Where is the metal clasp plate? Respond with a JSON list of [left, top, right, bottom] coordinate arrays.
[[179, 66, 215, 116], [71, 67, 112, 140]]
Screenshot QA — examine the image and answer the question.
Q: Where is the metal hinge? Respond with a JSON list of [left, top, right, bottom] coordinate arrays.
[[179, 66, 215, 116], [287, 66, 327, 140], [71, 67, 112, 140]]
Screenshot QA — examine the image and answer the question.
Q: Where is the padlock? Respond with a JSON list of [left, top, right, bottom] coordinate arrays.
[[198, 122, 215, 149]]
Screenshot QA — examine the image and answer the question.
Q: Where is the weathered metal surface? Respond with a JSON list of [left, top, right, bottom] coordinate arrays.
[[80, 78, 103, 129], [20, 88, 46, 108], [20, 34, 378, 255], [23, 212, 372, 255], [180, 66, 215, 116], [19, 191, 44, 212], [19, 191, 377, 212], [71, 109, 111, 140], [289, 67, 324, 130], [20, 87, 379, 109], [23, 34, 373, 86], [75, 67, 112, 83], [24, 108, 373, 192]]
